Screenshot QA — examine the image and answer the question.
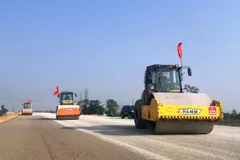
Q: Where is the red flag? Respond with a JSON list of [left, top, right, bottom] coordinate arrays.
[[28, 100, 32, 103], [53, 86, 59, 96], [177, 42, 183, 59]]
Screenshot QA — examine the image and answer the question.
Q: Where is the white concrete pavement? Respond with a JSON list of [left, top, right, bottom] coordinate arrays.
[[35, 113, 240, 160]]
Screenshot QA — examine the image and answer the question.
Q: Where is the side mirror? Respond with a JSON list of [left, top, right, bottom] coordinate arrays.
[[188, 68, 192, 76]]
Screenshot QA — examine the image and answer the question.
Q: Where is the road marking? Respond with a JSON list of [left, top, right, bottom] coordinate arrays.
[[55, 120, 172, 160]]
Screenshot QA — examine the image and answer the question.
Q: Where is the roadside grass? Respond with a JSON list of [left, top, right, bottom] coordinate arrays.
[[0, 112, 21, 123]]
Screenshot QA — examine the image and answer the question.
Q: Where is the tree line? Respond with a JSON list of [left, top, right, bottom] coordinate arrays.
[[219, 109, 240, 126], [33, 98, 121, 116], [76, 84, 201, 116], [77, 98, 120, 116], [224, 109, 240, 120], [184, 85, 240, 121], [1, 85, 240, 122]]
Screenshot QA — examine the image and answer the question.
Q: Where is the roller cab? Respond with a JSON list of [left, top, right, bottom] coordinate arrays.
[[134, 64, 224, 134], [56, 91, 81, 120]]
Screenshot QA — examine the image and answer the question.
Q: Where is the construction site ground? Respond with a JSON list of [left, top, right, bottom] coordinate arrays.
[[0, 113, 239, 160]]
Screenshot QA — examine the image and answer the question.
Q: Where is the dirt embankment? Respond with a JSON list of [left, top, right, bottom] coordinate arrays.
[[0, 112, 21, 123]]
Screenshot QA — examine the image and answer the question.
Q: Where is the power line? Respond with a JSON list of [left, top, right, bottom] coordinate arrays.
[[0, 86, 55, 93], [0, 96, 58, 103]]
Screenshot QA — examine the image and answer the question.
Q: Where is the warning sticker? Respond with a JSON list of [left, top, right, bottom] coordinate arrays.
[[66, 108, 72, 113], [208, 106, 216, 115]]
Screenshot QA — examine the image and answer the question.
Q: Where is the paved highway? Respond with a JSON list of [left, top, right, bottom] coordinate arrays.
[[0, 113, 239, 160]]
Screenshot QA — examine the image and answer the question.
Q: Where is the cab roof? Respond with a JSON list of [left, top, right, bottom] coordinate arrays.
[[146, 64, 179, 70], [60, 91, 74, 94]]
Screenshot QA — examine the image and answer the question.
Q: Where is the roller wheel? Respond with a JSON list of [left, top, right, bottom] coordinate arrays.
[[134, 99, 147, 129]]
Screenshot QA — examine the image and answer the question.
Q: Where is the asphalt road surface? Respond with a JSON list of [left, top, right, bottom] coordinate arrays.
[[0, 113, 239, 160]]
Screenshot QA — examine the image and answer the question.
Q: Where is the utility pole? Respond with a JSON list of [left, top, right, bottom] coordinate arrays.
[[79, 93, 82, 102], [132, 99, 134, 105], [84, 89, 88, 100]]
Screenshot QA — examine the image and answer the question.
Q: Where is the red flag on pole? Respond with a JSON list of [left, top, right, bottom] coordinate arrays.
[[177, 42, 183, 59], [53, 86, 59, 96], [28, 100, 32, 103]]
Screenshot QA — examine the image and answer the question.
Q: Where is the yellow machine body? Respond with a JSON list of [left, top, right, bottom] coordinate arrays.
[[139, 93, 223, 134]]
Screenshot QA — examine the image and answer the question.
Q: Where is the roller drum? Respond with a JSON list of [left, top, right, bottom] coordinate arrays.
[[147, 120, 215, 134]]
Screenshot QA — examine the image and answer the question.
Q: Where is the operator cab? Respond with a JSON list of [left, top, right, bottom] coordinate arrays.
[[57, 91, 77, 105], [22, 102, 32, 109], [142, 64, 192, 102]]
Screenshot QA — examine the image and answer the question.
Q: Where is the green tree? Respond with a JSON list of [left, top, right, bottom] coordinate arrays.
[[80, 99, 90, 115], [89, 100, 104, 115], [0, 105, 8, 115], [223, 109, 240, 120], [79, 99, 104, 115], [224, 112, 230, 120], [237, 112, 240, 120], [230, 109, 238, 120], [106, 99, 119, 116], [184, 84, 199, 93]]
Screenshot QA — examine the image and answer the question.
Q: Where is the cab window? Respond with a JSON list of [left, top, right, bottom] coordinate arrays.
[[61, 93, 73, 100]]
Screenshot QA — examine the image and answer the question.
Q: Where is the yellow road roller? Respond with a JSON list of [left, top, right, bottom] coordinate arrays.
[[134, 64, 224, 134]]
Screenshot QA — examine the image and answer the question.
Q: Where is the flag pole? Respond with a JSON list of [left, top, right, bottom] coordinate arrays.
[[177, 42, 184, 92]]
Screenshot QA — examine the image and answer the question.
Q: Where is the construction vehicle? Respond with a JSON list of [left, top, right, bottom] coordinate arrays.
[[56, 91, 81, 120], [21, 101, 33, 115], [134, 64, 224, 134]]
